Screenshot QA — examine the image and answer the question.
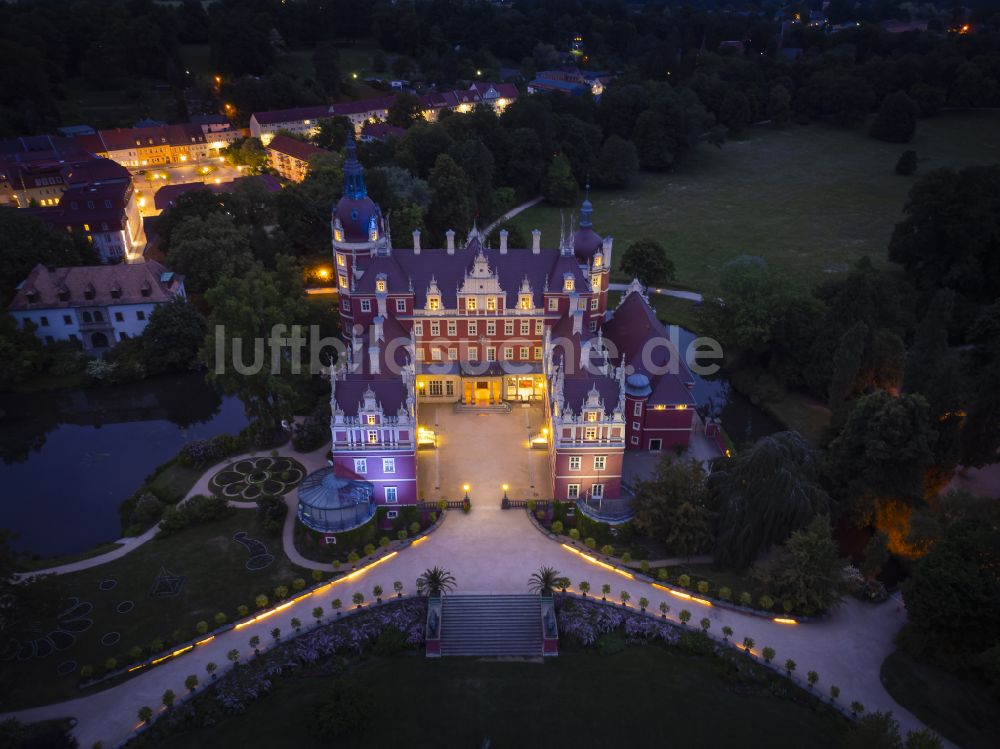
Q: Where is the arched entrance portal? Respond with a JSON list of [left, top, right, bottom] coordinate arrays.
[[90, 332, 109, 348]]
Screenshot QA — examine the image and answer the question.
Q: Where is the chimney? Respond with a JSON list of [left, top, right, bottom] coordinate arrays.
[[412, 229, 421, 254], [499, 229, 508, 254], [372, 315, 385, 343], [572, 309, 583, 336], [368, 345, 380, 375], [602, 235, 613, 260], [446, 229, 455, 254], [531, 229, 541, 254]]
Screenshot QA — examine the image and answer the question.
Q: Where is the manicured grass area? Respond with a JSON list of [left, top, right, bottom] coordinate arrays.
[[513, 112, 1000, 295], [146, 460, 204, 504], [15, 542, 124, 573], [1, 511, 309, 710], [761, 392, 831, 447], [880, 650, 1000, 749], [144, 647, 847, 749]]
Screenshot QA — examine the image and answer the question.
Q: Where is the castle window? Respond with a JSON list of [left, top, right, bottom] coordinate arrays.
[[486, 321, 496, 336], [584, 427, 598, 441], [592, 275, 601, 292], [504, 320, 513, 336], [519, 294, 531, 309], [337, 254, 345, 267], [591, 483, 604, 499], [360, 299, 371, 312], [504, 346, 513, 360], [414, 321, 423, 336], [467, 297, 477, 311], [519, 346, 529, 359], [486, 296, 497, 311], [586, 411, 598, 422], [376, 279, 386, 292], [535, 320, 544, 334], [367, 414, 376, 425], [428, 296, 441, 310], [431, 348, 442, 361], [590, 297, 599, 310], [593, 255, 602, 268], [569, 456, 581, 471], [467, 321, 477, 336], [468, 345, 478, 360], [338, 274, 348, 289], [396, 299, 406, 312], [594, 455, 607, 470], [486, 347, 496, 361], [534, 346, 542, 359], [447, 321, 457, 336], [430, 321, 440, 336], [367, 430, 378, 444], [567, 484, 580, 500], [448, 348, 458, 360], [354, 458, 367, 473], [520, 321, 529, 335], [383, 458, 395, 473], [548, 298, 558, 311], [564, 276, 574, 292]]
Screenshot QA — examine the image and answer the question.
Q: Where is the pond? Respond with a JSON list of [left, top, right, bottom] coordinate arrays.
[[0, 373, 247, 557], [675, 326, 785, 445]]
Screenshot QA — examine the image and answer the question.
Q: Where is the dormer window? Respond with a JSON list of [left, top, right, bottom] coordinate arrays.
[[593, 255, 602, 268], [376, 278, 386, 292], [368, 216, 378, 242], [84, 284, 95, 300], [586, 411, 599, 422], [110, 284, 121, 299], [26, 290, 38, 303], [519, 294, 532, 310], [366, 414, 377, 425], [564, 275, 575, 292], [427, 296, 441, 310], [334, 226, 344, 242], [487, 296, 497, 311], [57, 287, 69, 302], [140, 281, 152, 298], [467, 297, 477, 311]]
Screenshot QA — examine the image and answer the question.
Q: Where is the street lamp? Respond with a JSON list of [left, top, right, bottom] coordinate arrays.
[[501, 483, 509, 509], [463, 484, 470, 502]]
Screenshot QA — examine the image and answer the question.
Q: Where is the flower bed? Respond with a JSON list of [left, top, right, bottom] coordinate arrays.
[[209, 457, 305, 501]]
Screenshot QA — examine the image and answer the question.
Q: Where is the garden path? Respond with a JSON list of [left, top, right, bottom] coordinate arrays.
[[5, 503, 947, 748]]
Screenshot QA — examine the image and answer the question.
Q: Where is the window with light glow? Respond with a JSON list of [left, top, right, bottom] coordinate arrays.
[[367, 414, 376, 425], [376, 279, 386, 292], [520, 295, 531, 309], [467, 297, 477, 311], [336, 254, 345, 267], [592, 275, 601, 292], [586, 411, 598, 422], [564, 277, 574, 292], [428, 296, 440, 310], [487, 297, 497, 311], [584, 427, 598, 440], [594, 255, 602, 268], [338, 274, 348, 289], [548, 298, 558, 310], [367, 430, 378, 444]]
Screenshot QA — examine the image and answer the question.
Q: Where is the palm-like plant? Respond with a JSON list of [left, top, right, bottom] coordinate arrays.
[[528, 566, 561, 596], [417, 566, 457, 597]]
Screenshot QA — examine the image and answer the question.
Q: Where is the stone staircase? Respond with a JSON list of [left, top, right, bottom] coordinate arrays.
[[453, 402, 512, 414], [439, 595, 542, 656]]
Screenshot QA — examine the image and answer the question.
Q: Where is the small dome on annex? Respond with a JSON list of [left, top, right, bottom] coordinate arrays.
[[625, 372, 652, 397], [572, 188, 603, 261], [296, 466, 376, 533]]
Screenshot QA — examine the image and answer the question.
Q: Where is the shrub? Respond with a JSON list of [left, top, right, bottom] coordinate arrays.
[[600, 544, 614, 556], [718, 586, 732, 601], [379, 536, 390, 548], [128, 646, 143, 661], [178, 438, 227, 468], [527, 500, 536, 511], [807, 670, 819, 687], [722, 626, 733, 640], [157, 494, 231, 537], [551, 520, 564, 534], [205, 662, 217, 677], [831, 685, 840, 701], [185, 674, 198, 692], [739, 591, 752, 606], [638, 597, 649, 611], [409, 522, 420, 535], [639, 560, 650, 574], [352, 592, 365, 607], [237, 605, 249, 617], [80, 665, 94, 679], [137, 706, 153, 724], [373, 625, 408, 656], [758, 595, 774, 610], [195, 621, 209, 635], [437, 500, 447, 511], [601, 583, 611, 599], [584, 537, 596, 549], [274, 585, 289, 600], [131, 492, 165, 526], [619, 590, 631, 605], [621, 552, 631, 563], [255, 594, 269, 609], [292, 410, 330, 452], [373, 585, 384, 601], [226, 649, 240, 664], [699, 617, 711, 632], [347, 551, 360, 564], [762, 646, 775, 662], [697, 580, 710, 595], [659, 602, 669, 617], [677, 574, 691, 588], [678, 610, 691, 625], [742, 637, 754, 652], [569, 528, 580, 540], [249, 635, 261, 652], [393, 581, 404, 596], [292, 578, 306, 591], [271, 628, 281, 640], [312, 606, 324, 623], [150, 638, 163, 653], [785, 659, 796, 675], [895, 150, 917, 176], [162, 689, 175, 708], [579, 581, 591, 596], [657, 568, 669, 582], [214, 612, 227, 626], [850, 701, 865, 716], [310, 679, 376, 739], [363, 543, 375, 556], [312, 569, 324, 582], [104, 658, 118, 671], [331, 598, 343, 612], [291, 617, 302, 631], [397, 530, 407, 540]]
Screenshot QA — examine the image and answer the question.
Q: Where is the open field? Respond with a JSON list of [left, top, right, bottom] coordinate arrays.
[[881, 650, 1000, 749], [142, 647, 848, 749], [513, 112, 1000, 295], [2, 510, 309, 710]]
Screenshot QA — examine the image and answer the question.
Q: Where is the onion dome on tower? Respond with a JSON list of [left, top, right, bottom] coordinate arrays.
[[572, 181, 603, 262], [332, 136, 384, 245]]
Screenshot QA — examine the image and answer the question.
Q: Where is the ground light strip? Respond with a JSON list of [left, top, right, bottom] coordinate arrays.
[[560, 543, 634, 579]]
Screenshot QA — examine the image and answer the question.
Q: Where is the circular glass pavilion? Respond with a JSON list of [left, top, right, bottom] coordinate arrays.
[[296, 467, 376, 533]]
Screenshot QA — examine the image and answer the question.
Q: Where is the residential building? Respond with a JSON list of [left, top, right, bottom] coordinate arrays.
[[312, 139, 695, 525], [359, 122, 407, 143], [0, 135, 93, 207], [529, 70, 612, 97], [265, 134, 329, 182], [8, 261, 186, 351], [71, 123, 236, 169]]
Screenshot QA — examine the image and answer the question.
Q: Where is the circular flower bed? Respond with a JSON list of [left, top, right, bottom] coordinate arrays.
[[209, 457, 305, 501]]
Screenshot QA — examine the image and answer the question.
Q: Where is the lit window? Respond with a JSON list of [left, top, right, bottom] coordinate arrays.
[[468, 345, 478, 359], [592, 275, 601, 292], [338, 274, 348, 289], [534, 346, 542, 359], [83, 223, 90, 231], [535, 320, 544, 334], [383, 458, 395, 473], [467, 297, 477, 311], [569, 456, 581, 471], [487, 296, 497, 311], [428, 296, 441, 310], [376, 279, 386, 292], [520, 294, 531, 309], [354, 458, 367, 473], [594, 455, 606, 470], [367, 430, 378, 444], [415, 348, 425, 360], [564, 277, 574, 292], [337, 254, 345, 268], [385, 486, 398, 503], [567, 484, 580, 500], [367, 414, 376, 425], [584, 427, 598, 440], [431, 348, 442, 361], [593, 255, 602, 268], [548, 298, 558, 311]]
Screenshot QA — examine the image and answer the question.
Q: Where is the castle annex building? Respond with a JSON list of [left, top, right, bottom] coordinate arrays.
[[300, 140, 697, 533]]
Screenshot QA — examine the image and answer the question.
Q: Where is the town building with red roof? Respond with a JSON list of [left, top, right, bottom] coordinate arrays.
[[264, 134, 330, 182]]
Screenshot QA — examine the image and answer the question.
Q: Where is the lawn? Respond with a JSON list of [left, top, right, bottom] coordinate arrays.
[[15, 542, 125, 573], [513, 112, 1000, 296], [1, 510, 309, 710], [880, 650, 1000, 749], [760, 392, 831, 447], [141, 647, 847, 749]]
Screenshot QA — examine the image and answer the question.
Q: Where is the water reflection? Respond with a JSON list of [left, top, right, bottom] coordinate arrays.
[[0, 373, 247, 556]]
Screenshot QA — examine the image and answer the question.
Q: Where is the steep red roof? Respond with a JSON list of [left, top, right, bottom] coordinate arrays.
[[265, 134, 329, 163], [9, 261, 184, 310]]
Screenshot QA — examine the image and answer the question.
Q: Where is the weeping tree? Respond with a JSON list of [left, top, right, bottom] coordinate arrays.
[[708, 432, 832, 569]]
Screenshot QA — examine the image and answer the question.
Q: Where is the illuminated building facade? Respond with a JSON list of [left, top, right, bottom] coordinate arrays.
[[325, 138, 695, 513]]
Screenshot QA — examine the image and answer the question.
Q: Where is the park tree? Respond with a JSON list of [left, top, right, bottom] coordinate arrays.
[[902, 289, 955, 411], [755, 516, 845, 616], [901, 519, 1000, 667], [543, 153, 577, 207], [828, 321, 869, 421], [139, 299, 207, 374], [166, 213, 252, 294], [312, 41, 341, 96], [871, 91, 918, 143], [275, 154, 343, 254], [366, 166, 430, 213], [503, 128, 545, 198], [0, 208, 92, 289], [221, 137, 269, 174], [825, 391, 937, 523], [448, 139, 495, 220], [395, 123, 454, 179], [426, 154, 473, 244], [312, 117, 352, 152], [202, 257, 310, 442], [0, 316, 44, 390], [620, 239, 676, 287], [594, 135, 638, 189], [960, 301, 1000, 466], [708, 432, 832, 569], [704, 258, 795, 352], [632, 109, 678, 171], [387, 93, 423, 128], [631, 456, 713, 558], [719, 91, 752, 135], [889, 165, 1000, 308]]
